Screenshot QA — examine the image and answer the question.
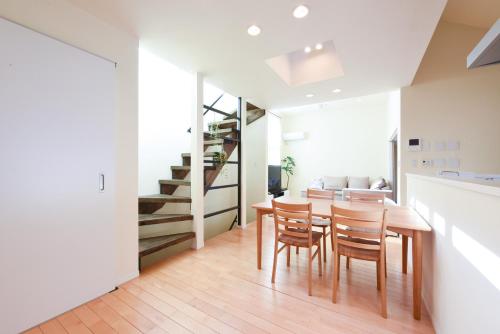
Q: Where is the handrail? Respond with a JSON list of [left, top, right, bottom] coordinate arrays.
[[204, 206, 239, 218], [187, 94, 243, 230], [187, 93, 224, 133], [203, 93, 224, 116], [206, 184, 238, 190], [203, 105, 232, 117]]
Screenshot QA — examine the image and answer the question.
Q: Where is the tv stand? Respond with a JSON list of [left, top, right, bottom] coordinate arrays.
[[268, 188, 288, 198]]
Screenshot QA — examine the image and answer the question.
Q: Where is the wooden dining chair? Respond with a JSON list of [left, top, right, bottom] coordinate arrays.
[[304, 188, 335, 263], [346, 190, 386, 203], [331, 204, 388, 317], [272, 200, 323, 296], [345, 190, 385, 269]]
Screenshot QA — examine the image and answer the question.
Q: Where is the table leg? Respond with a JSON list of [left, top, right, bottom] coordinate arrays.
[[412, 230, 423, 320], [402, 235, 408, 274], [257, 209, 263, 270]]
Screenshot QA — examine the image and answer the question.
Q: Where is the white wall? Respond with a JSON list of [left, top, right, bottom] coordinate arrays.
[[407, 174, 500, 334], [246, 116, 267, 223], [0, 0, 139, 288], [139, 48, 192, 195], [277, 93, 392, 196], [387, 90, 401, 202], [267, 112, 282, 166], [401, 21, 500, 204]]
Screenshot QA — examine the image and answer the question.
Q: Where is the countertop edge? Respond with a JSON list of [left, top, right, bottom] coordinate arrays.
[[406, 173, 500, 198]]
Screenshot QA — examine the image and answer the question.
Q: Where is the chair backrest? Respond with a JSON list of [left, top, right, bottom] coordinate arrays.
[[331, 205, 387, 252], [272, 200, 313, 244], [347, 190, 385, 204], [307, 188, 335, 200]]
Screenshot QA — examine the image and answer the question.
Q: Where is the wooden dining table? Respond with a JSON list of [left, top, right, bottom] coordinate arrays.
[[251, 197, 432, 320]]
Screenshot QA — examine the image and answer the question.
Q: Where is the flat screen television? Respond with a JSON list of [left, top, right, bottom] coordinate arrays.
[[268, 165, 282, 193]]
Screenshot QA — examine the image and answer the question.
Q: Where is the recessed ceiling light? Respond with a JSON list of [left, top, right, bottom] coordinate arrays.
[[304, 46, 312, 53], [293, 5, 309, 19], [247, 25, 261, 36], [306, 94, 314, 98], [315, 43, 323, 50], [333, 88, 341, 93]]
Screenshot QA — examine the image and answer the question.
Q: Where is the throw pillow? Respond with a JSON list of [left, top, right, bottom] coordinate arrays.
[[323, 176, 347, 190], [370, 177, 387, 190], [348, 176, 369, 189], [308, 178, 324, 190]]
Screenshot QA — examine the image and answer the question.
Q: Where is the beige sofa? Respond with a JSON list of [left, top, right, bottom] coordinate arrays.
[[301, 176, 393, 200]]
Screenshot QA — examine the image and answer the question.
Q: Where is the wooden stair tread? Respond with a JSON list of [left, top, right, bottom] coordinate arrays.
[[171, 166, 190, 171], [208, 119, 237, 129], [139, 214, 193, 226], [247, 108, 265, 125], [182, 152, 217, 158], [139, 194, 191, 203], [204, 139, 224, 145], [159, 179, 191, 186], [139, 232, 195, 257], [172, 166, 215, 172], [205, 128, 233, 135]]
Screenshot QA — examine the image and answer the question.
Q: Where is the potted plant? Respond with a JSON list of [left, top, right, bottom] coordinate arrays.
[[208, 121, 228, 176], [281, 156, 295, 189]]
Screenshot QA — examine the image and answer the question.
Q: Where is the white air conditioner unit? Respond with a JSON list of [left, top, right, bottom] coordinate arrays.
[[467, 19, 500, 69], [283, 132, 305, 141]]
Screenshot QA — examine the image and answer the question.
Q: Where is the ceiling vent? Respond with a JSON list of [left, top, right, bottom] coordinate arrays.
[[467, 19, 500, 69]]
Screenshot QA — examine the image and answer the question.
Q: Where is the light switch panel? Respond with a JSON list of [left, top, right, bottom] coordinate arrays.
[[447, 140, 460, 151], [448, 158, 460, 169], [434, 141, 446, 151], [434, 158, 446, 168]]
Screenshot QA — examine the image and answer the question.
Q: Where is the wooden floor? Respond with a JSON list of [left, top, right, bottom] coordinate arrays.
[[26, 217, 435, 334]]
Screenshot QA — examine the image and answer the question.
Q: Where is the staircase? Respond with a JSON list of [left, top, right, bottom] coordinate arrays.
[[138, 99, 265, 269]]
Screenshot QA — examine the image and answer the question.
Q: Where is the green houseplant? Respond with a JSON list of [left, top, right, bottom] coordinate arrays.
[[208, 121, 228, 169], [281, 156, 295, 189]]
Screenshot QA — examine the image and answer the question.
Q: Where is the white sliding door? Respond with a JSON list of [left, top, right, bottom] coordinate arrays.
[[0, 18, 116, 333]]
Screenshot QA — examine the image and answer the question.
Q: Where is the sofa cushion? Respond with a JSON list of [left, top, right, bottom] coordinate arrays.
[[323, 176, 347, 191], [348, 176, 369, 189], [370, 177, 387, 190], [308, 178, 324, 190]]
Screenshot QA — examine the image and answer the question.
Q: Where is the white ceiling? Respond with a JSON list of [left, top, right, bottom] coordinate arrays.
[[68, 0, 446, 109]]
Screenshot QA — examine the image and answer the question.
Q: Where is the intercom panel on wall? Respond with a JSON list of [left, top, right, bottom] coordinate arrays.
[[408, 138, 422, 151]]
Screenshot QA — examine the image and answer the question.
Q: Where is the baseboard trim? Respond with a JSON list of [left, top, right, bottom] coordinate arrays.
[[116, 270, 139, 286], [422, 292, 438, 333]]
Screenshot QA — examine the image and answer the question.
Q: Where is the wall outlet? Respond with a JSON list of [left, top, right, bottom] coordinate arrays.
[[422, 159, 433, 167], [434, 158, 446, 168], [448, 158, 460, 168]]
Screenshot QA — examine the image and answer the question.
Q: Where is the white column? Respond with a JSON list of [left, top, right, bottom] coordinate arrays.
[[239, 98, 247, 229], [191, 72, 204, 249]]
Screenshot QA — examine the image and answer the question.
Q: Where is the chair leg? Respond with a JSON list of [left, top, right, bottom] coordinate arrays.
[[346, 256, 350, 269], [322, 227, 327, 262], [384, 252, 387, 277], [308, 247, 313, 296], [317, 243, 322, 276], [272, 240, 279, 283], [336, 253, 341, 281], [380, 256, 388, 318], [332, 251, 338, 303], [286, 245, 291, 267], [330, 226, 334, 251], [376, 261, 381, 290]]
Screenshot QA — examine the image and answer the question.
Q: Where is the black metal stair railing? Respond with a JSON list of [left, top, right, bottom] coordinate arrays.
[[187, 93, 242, 229]]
